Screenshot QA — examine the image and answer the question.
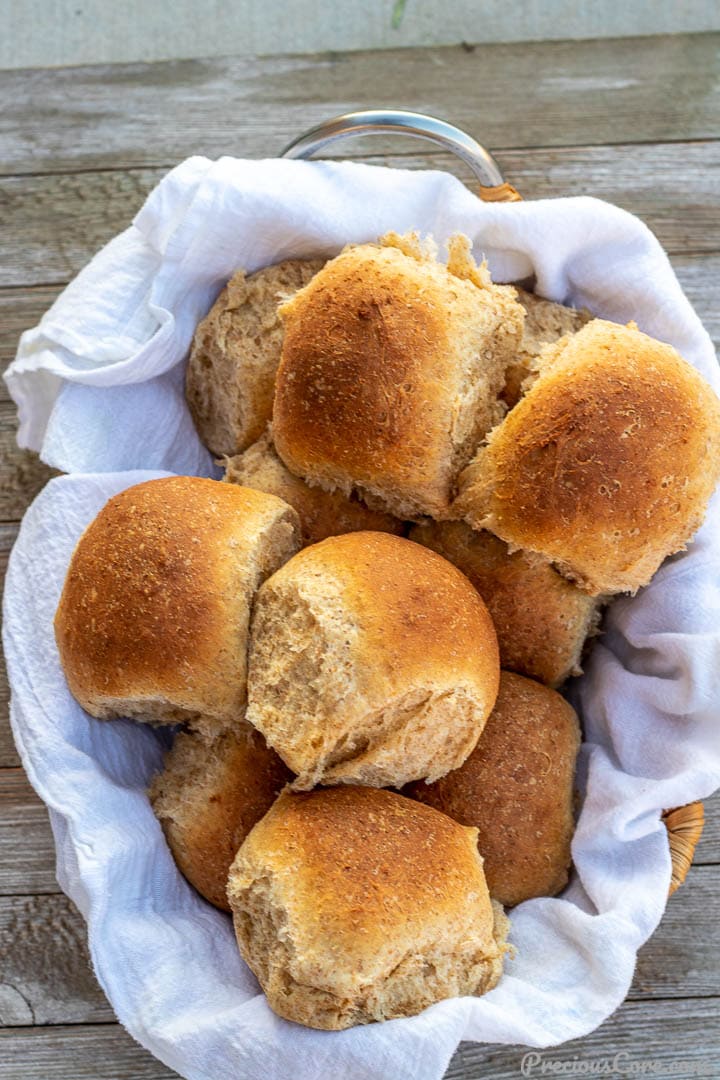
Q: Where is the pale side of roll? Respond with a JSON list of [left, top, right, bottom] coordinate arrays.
[[224, 429, 405, 545], [227, 786, 509, 1029], [186, 258, 325, 457], [149, 721, 293, 910], [246, 531, 500, 789]]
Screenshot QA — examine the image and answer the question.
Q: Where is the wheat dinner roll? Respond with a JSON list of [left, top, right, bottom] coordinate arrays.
[[273, 232, 525, 519], [224, 429, 405, 546], [504, 287, 592, 406], [246, 530, 500, 789], [54, 476, 300, 729], [227, 786, 508, 1029], [456, 319, 720, 595], [410, 520, 600, 688], [186, 258, 324, 457], [149, 722, 292, 910], [405, 671, 580, 907]]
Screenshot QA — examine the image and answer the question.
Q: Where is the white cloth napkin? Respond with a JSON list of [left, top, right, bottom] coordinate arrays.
[[3, 158, 720, 1080]]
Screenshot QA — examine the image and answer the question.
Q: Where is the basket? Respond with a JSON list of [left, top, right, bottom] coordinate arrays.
[[282, 109, 705, 895], [5, 107, 716, 1079]]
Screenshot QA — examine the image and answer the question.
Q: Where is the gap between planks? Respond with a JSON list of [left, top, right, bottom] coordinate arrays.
[[1, 998, 719, 1080], [0, 866, 719, 1031], [1, 33, 720, 175], [1, 141, 720, 290]]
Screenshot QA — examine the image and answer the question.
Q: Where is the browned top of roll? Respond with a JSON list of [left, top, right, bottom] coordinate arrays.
[[228, 786, 501, 1007], [456, 319, 720, 595], [273, 234, 523, 519], [54, 476, 299, 726], [264, 529, 499, 693], [405, 671, 580, 907]]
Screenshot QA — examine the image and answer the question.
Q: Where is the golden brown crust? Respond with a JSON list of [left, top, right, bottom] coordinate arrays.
[[149, 722, 292, 911], [404, 671, 580, 907], [273, 235, 524, 519], [409, 520, 601, 687], [186, 258, 325, 456], [54, 476, 300, 728], [456, 320, 720, 594], [246, 531, 500, 788], [223, 430, 405, 545], [227, 786, 506, 1029]]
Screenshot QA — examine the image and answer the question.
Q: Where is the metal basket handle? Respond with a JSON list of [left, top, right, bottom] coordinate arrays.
[[280, 109, 522, 203]]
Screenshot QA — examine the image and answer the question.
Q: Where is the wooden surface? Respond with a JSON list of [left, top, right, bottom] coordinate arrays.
[[0, 30, 719, 1080], [3, 0, 719, 71]]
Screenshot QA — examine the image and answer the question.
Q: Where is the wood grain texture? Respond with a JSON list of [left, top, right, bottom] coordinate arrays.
[[0, 286, 62, 403], [3, 0, 719, 70], [0, 32, 719, 1080], [695, 794, 720, 864], [0, 1024, 178, 1079], [0, 404, 55, 522], [447, 997, 720, 1079], [1, 141, 719, 290], [1, 34, 719, 176], [0, 525, 19, 768], [0, 770, 58, 896], [0, 894, 113, 1025], [0, 998, 717, 1080], [672, 253, 720, 347], [0, 864, 718, 1031]]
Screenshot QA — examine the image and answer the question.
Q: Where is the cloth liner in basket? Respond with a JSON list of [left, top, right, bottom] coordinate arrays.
[[4, 157, 720, 1080]]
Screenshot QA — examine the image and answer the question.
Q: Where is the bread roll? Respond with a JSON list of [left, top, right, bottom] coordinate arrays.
[[149, 722, 292, 910], [224, 430, 405, 545], [273, 232, 525, 519], [54, 476, 300, 730], [405, 671, 580, 907], [456, 320, 720, 594], [504, 287, 592, 406], [409, 520, 600, 688], [246, 531, 500, 789], [186, 258, 325, 456], [227, 785, 508, 1029]]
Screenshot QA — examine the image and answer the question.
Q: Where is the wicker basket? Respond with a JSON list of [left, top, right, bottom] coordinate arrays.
[[283, 110, 706, 895]]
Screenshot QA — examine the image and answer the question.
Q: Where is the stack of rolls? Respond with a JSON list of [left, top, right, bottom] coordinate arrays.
[[53, 229, 720, 1031]]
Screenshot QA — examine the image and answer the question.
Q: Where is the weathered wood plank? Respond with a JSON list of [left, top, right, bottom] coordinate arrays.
[[447, 997, 720, 1079], [0, 1024, 178, 1078], [630, 864, 720, 999], [0, 769, 58, 895], [672, 252, 720, 350], [4, 0, 720, 71], [0, 403, 55, 522], [0, 170, 161, 289], [0, 894, 113, 1025], [0, 523, 19, 769], [0, 286, 62, 403], [1, 34, 719, 176], [1, 141, 719, 290], [0, 864, 717, 1032], [695, 791, 720, 864], [1, 998, 717, 1080], [0, 700, 18, 768]]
